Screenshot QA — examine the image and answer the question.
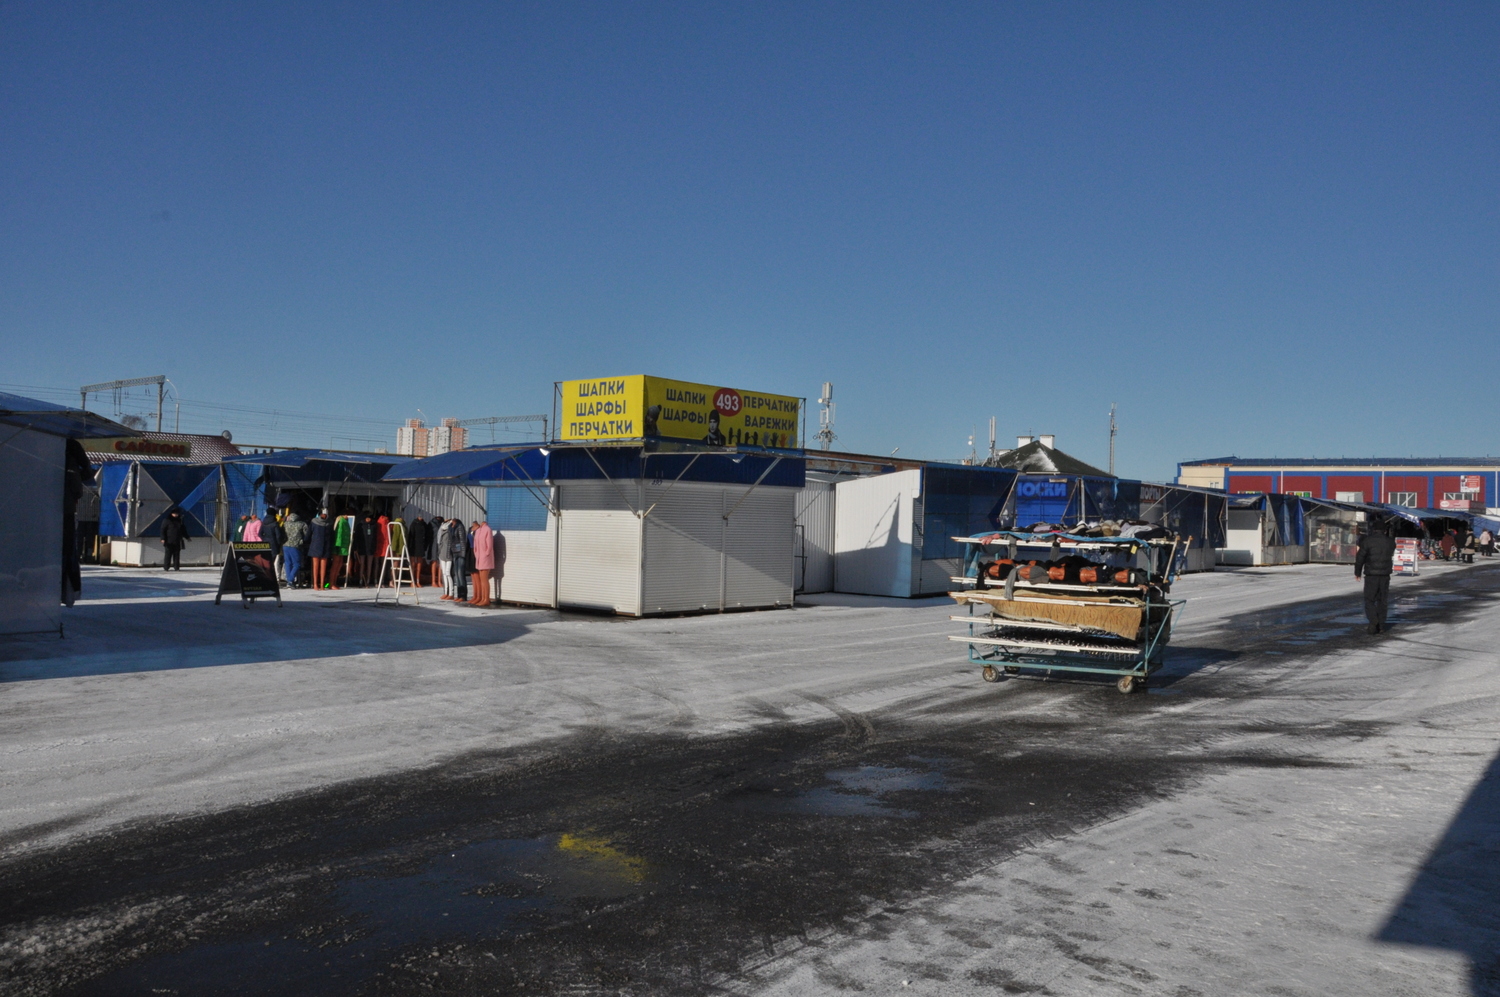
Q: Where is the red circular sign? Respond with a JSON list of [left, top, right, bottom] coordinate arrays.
[[713, 388, 742, 417]]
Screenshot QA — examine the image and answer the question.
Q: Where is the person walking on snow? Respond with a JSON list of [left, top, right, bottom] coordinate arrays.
[[160, 508, 190, 571], [1355, 521, 1396, 634]]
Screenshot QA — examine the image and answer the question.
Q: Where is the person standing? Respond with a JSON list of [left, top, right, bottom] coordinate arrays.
[[1481, 528, 1495, 558], [1355, 522, 1396, 634], [62, 438, 94, 606], [261, 509, 284, 581], [242, 512, 263, 543], [160, 508, 190, 571], [282, 509, 309, 588], [308, 509, 333, 590], [469, 520, 495, 608], [1439, 530, 1455, 561]]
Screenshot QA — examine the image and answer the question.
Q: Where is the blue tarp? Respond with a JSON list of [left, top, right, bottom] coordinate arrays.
[[382, 445, 805, 489], [384, 447, 548, 483], [137, 465, 218, 536], [921, 465, 1018, 560], [98, 463, 130, 537]]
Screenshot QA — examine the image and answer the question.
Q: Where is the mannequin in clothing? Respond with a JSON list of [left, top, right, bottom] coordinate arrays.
[[406, 516, 428, 587], [469, 521, 495, 607], [436, 519, 455, 599], [448, 517, 469, 603], [308, 510, 333, 589]]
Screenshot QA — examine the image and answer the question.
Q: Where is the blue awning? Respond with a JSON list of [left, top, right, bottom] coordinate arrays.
[[220, 449, 389, 468], [0, 392, 134, 439], [383, 447, 547, 482]]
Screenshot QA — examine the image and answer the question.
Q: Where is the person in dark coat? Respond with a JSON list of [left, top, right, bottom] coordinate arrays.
[[62, 439, 95, 605], [1355, 522, 1396, 634], [160, 508, 190, 571]]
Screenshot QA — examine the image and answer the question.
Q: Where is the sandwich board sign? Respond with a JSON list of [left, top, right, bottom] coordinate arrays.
[[216, 541, 283, 607], [1393, 537, 1419, 576]]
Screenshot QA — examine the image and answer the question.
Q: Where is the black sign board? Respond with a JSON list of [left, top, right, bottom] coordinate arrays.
[[216, 542, 283, 607]]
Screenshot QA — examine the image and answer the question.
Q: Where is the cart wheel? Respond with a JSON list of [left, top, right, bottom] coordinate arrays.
[[981, 665, 1000, 683], [1116, 675, 1137, 694]]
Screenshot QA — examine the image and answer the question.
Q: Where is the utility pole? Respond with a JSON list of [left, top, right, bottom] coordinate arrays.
[[1108, 403, 1118, 476], [988, 416, 998, 463], [80, 375, 167, 431], [815, 382, 836, 450]]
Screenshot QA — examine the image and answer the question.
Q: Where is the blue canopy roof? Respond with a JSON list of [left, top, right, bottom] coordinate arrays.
[[383, 447, 547, 482], [221, 449, 392, 468], [0, 391, 134, 439]]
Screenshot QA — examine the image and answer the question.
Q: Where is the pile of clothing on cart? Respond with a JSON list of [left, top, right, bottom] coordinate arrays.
[[1017, 519, 1173, 540], [976, 554, 1153, 588]]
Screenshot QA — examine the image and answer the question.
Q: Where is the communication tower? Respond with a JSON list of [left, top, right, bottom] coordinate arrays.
[[814, 382, 836, 450]]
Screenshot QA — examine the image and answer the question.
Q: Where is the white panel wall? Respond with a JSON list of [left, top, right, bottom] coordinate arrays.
[[557, 480, 642, 614], [495, 486, 558, 608], [1219, 508, 1264, 566], [642, 481, 724, 614], [723, 486, 795, 609], [794, 479, 836, 593], [833, 469, 917, 597], [0, 429, 63, 635]]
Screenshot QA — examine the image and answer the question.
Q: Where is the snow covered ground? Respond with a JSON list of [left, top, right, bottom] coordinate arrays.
[[2, 560, 1498, 995]]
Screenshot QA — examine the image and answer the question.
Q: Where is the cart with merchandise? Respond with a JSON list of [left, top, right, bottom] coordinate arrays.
[[947, 529, 1187, 694]]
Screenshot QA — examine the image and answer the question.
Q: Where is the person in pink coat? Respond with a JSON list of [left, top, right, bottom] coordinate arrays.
[[242, 513, 263, 543], [468, 521, 495, 607]]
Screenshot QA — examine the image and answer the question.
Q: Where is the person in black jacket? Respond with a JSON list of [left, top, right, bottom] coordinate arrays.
[[160, 508, 190, 571], [62, 439, 95, 604], [1354, 522, 1396, 634]]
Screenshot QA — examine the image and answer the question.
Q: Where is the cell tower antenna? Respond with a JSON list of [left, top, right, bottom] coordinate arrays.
[[1108, 403, 1118, 476], [988, 416, 997, 463], [815, 382, 836, 450]]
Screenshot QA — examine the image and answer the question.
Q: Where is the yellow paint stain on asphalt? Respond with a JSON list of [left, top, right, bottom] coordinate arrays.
[[557, 833, 648, 882]]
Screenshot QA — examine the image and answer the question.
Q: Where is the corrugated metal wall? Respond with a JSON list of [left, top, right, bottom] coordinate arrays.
[[557, 480, 642, 614], [642, 481, 724, 614], [794, 479, 836, 593], [723, 486, 795, 609], [401, 482, 486, 525], [833, 469, 918, 597]]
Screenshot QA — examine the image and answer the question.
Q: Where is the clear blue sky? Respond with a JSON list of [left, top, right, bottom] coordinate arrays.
[[3, 1, 1496, 479]]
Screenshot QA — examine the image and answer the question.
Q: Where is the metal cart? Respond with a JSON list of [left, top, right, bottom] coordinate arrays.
[[948, 531, 1187, 694]]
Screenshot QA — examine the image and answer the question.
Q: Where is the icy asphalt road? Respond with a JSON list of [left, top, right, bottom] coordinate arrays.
[[1, 562, 1498, 996]]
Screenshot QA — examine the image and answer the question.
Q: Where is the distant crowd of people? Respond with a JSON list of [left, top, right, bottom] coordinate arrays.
[[161, 505, 505, 608]]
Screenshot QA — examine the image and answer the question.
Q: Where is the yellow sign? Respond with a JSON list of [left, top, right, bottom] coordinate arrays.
[[559, 376, 801, 447], [80, 437, 191, 458]]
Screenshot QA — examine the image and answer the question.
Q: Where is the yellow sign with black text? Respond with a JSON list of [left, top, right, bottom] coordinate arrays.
[[559, 376, 801, 447]]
